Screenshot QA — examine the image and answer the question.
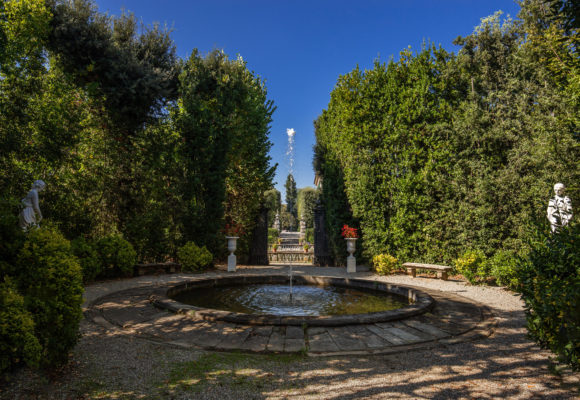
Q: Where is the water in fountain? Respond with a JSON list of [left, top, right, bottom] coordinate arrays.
[[286, 128, 296, 300], [286, 128, 295, 175]]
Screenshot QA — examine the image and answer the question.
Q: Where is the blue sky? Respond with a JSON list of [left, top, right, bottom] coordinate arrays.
[[94, 0, 520, 200]]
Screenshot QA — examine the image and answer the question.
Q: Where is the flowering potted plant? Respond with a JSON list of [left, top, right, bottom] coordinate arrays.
[[272, 243, 279, 252], [341, 224, 358, 273], [222, 222, 244, 237], [341, 224, 358, 239]]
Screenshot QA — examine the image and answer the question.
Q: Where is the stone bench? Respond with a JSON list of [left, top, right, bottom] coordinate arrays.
[[134, 262, 180, 276], [402, 262, 452, 280]]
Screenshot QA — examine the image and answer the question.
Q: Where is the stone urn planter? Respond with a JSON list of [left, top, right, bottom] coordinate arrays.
[[226, 236, 239, 272], [345, 238, 357, 273]]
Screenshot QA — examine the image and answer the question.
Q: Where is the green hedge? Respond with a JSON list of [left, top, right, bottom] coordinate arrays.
[[0, 279, 41, 373], [519, 223, 580, 371], [15, 227, 84, 368]]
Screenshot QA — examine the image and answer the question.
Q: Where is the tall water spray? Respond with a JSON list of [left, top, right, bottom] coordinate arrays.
[[286, 128, 296, 175], [285, 128, 296, 299]]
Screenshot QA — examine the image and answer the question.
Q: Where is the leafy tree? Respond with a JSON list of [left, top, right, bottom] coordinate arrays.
[[174, 50, 275, 256], [297, 187, 319, 228], [314, 10, 578, 267], [279, 205, 296, 232], [284, 174, 298, 228], [263, 188, 281, 226], [315, 45, 457, 262], [45, 0, 181, 246], [312, 134, 358, 264]]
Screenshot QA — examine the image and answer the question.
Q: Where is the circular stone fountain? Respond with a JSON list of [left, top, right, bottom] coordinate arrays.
[[87, 270, 494, 355], [152, 275, 434, 326]]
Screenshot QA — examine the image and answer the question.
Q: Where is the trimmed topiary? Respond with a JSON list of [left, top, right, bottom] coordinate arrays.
[[0, 279, 41, 373], [178, 242, 213, 272], [372, 254, 398, 275], [16, 227, 83, 368], [95, 234, 137, 278], [71, 237, 101, 283]]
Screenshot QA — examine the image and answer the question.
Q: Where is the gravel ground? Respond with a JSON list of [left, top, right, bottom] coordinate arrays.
[[1, 266, 578, 399]]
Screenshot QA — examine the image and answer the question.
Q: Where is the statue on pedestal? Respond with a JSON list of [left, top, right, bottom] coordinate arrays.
[[19, 180, 46, 231], [547, 183, 573, 232]]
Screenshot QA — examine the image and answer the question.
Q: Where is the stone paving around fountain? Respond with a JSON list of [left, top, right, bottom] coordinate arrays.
[[84, 266, 496, 356]]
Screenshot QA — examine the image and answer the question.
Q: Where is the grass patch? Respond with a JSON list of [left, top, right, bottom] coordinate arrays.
[[159, 352, 305, 395]]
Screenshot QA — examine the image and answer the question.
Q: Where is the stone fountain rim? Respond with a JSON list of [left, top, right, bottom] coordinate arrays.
[[151, 274, 434, 326]]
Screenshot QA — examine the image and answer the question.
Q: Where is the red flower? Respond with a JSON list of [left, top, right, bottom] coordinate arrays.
[[222, 222, 244, 237], [341, 224, 358, 238]]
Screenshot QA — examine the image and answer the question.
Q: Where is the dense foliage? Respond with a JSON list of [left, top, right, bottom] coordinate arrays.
[[0, 0, 275, 372], [94, 235, 137, 278], [314, 5, 578, 266], [71, 237, 101, 283], [519, 222, 579, 370], [314, 0, 579, 368], [0, 279, 41, 373], [284, 174, 298, 229], [263, 189, 281, 228], [297, 187, 319, 229], [15, 227, 83, 368], [175, 50, 275, 257]]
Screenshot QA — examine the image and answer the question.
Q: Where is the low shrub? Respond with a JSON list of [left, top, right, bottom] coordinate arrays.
[[518, 222, 579, 371], [488, 250, 521, 290], [95, 235, 137, 278], [373, 254, 398, 275], [178, 242, 213, 272], [71, 237, 101, 283], [16, 227, 83, 368], [0, 279, 41, 373], [454, 250, 487, 284]]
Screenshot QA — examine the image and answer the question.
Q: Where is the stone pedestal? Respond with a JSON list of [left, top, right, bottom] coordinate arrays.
[[345, 238, 357, 273], [347, 255, 356, 273], [226, 236, 238, 272], [228, 254, 236, 272]]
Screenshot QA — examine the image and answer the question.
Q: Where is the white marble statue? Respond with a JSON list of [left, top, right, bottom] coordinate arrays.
[[547, 183, 573, 232], [19, 180, 46, 231]]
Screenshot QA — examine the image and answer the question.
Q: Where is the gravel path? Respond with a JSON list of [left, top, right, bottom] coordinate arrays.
[[1, 265, 578, 399]]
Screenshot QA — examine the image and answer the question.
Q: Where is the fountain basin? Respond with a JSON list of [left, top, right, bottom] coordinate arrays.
[[152, 275, 433, 326]]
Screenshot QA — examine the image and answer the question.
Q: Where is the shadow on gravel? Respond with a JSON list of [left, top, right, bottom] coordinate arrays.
[[2, 289, 579, 399]]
